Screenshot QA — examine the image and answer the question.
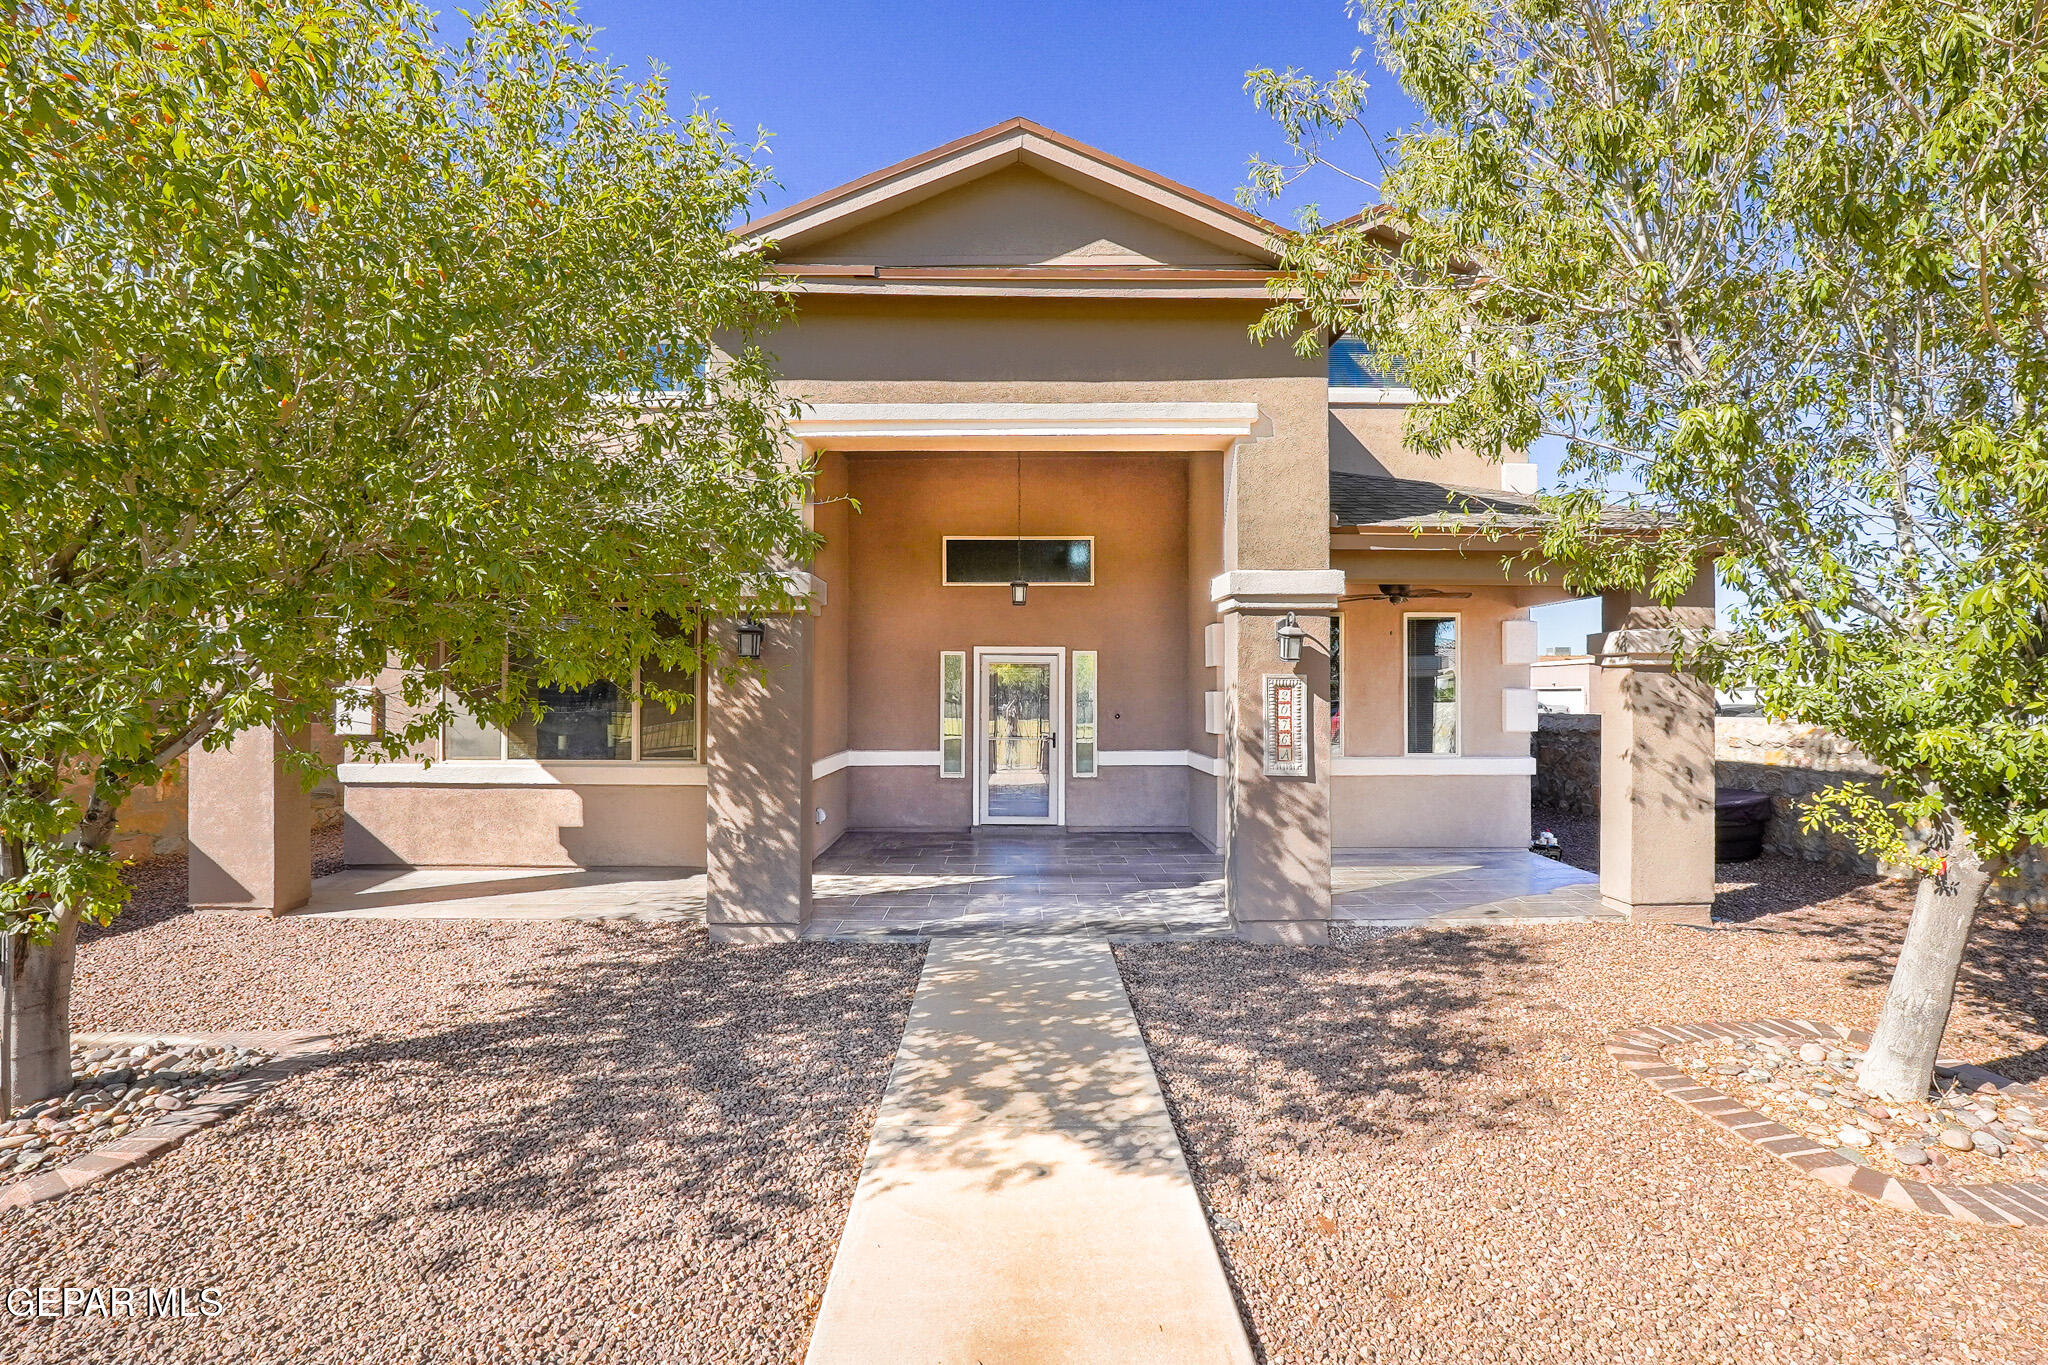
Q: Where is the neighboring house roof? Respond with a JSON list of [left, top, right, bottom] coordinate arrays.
[[1330, 470, 1659, 531], [737, 118, 1291, 297]]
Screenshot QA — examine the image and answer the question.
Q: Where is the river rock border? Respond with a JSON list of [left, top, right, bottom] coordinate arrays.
[[1608, 1018, 2048, 1227], [1, 1029, 330, 1212]]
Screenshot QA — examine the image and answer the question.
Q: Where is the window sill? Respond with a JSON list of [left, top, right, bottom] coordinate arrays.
[[337, 761, 707, 787], [1331, 756, 1535, 776]]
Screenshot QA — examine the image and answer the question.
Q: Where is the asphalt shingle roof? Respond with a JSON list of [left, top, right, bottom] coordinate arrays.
[[1329, 470, 1660, 530]]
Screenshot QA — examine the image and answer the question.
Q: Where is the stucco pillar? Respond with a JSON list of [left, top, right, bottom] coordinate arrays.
[[1213, 571, 1343, 944], [187, 726, 313, 914], [706, 612, 813, 943], [1589, 584, 1717, 925]]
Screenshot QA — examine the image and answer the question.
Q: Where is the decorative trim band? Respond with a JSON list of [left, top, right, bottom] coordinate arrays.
[[789, 402, 1261, 453], [338, 762, 707, 788], [1098, 749, 1225, 775], [1210, 568, 1347, 613], [1328, 385, 1419, 406], [1331, 756, 1536, 777]]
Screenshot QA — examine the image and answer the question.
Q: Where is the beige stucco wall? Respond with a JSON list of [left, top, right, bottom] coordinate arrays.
[[1329, 404, 1499, 489], [1336, 588, 1531, 759], [1325, 583, 1534, 849], [840, 451, 1191, 828], [768, 294, 1325, 571], [344, 783, 707, 868], [1184, 448, 1225, 847], [1331, 774, 1531, 848], [784, 163, 1263, 269], [812, 767, 848, 856]]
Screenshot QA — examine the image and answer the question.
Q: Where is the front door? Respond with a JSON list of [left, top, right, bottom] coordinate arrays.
[[976, 650, 1062, 825]]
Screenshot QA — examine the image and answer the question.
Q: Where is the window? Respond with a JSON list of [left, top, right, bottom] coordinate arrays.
[[1072, 651, 1098, 777], [939, 651, 966, 778], [943, 537, 1093, 586], [510, 678, 632, 761], [1536, 688, 1585, 715], [636, 656, 700, 759], [1328, 336, 1408, 388], [441, 657, 699, 763], [1404, 615, 1460, 755], [1328, 613, 1342, 755]]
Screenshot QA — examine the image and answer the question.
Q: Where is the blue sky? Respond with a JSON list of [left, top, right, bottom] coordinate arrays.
[[568, 0, 1602, 649]]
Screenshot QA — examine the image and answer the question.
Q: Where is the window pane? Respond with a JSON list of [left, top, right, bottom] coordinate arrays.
[[1073, 651, 1098, 777], [944, 538, 1092, 585], [638, 659, 697, 760], [509, 678, 631, 760], [1328, 614, 1342, 755], [1329, 336, 1408, 387], [1405, 617, 1458, 755], [443, 698, 504, 760], [940, 652, 966, 778]]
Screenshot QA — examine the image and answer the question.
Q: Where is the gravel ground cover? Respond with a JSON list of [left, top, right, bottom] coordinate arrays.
[[4, 835, 923, 1364], [1118, 822, 2048, 1364]]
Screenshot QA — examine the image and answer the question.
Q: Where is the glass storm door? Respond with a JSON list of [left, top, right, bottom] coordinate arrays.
[[977, 653, 1061, 825]]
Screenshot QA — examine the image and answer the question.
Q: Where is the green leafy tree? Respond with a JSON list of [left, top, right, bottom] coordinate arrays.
[[1249, 0, 2047, 1099], [1, 0, 813, 1105]]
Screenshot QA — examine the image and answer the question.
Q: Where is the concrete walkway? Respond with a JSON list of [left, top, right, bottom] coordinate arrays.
[[805, 935, 1252, 1365]]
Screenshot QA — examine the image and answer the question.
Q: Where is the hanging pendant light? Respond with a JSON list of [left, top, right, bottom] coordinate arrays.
[[1010, 453, 1027, 606]]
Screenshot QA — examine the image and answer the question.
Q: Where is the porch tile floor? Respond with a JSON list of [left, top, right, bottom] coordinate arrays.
[[293, 838, 1613, 933], [1331, 848, 1616, 926], [807, 830, 1230, 941]]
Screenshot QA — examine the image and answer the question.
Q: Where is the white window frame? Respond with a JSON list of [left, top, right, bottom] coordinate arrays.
[[1072, 650, 1098, 778], [939, 650, 967, 779], [940, 535, 1096, 587], [440, 659, 701, 766], [1401, 612, 1463, 758]]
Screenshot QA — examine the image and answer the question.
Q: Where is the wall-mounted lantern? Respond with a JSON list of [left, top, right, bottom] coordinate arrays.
[[736, 615, 765, 660], [1275, 612, 1306, 663], [1010, 579, 1029, 607]]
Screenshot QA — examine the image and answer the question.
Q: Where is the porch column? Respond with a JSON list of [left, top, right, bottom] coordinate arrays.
[[1589, 584, 1717, 925], [706, 611, 814, 943], [187, 726, 313, 915], [1213, 571, 1344, 944]]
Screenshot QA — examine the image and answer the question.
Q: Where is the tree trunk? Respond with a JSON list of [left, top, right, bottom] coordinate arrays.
[[5, 915, 78, 1110], [1859, 833, 1992, 1102]]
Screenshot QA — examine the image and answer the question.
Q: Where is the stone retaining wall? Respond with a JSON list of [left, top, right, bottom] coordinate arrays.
[[1534, 713, 2043, 907]]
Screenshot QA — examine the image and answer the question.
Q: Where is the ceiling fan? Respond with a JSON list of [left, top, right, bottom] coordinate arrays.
[[1341, 583, 1474, 604]]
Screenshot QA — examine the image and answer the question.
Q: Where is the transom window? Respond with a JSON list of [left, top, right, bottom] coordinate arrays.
[[943, 537, 1093, 586], [1404, 615, 1460, 755]]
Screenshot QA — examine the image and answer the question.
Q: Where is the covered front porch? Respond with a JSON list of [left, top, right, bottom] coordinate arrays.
[[288, 830, 1605, 936]]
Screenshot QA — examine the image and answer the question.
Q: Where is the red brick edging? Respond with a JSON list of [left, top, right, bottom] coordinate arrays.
[[1, 1029, 331, 1212], [1607, 1018, 2048, 1228]]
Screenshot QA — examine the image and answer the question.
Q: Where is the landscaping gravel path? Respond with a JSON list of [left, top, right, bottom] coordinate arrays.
[[4, 833, 923, 1364], [1117, 830, 2048, 1364]]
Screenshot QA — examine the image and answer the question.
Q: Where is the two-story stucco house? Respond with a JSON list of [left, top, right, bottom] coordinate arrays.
[[184, 120, 1720, 942]]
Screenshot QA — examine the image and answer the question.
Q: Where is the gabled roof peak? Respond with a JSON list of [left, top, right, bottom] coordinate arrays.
[[738, 118, 1286, 275]]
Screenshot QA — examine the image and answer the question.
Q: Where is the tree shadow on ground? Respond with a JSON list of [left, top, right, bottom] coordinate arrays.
[[1116, 929, 1553, 1363], [1534, 804, 2047, 1083], [229, 925, 923, 1259], [1117, 929, 1551, 1178]]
